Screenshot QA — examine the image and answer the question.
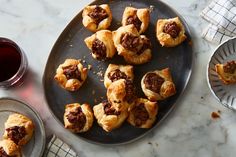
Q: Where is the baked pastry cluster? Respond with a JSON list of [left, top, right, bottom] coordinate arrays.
[[54, 59, 88, 91], [215, 60, 236, 84], [0, 113, 34, 156], [64, 103, 93, 133], [82, 4, 112, 32], [84, 30, 116, 60], [141, 68, 176, 101], [156, 17, 187, 47]]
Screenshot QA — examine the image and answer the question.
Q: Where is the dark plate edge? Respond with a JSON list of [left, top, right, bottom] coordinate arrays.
[[0, 97, 46, 157], [42, 0, 193, 146]]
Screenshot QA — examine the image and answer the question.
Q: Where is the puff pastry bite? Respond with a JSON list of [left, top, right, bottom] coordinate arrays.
[[156, 17, 187, 47], [64, 103, 93, 133], [54, 59, 88, 91], [215, 61, 236, 84], [82, 4, 112, 32], [93, 100, 128, 132], [3, 113, 34, 146], [113, 25, 152, 64], [0, 139, 21, 157], [128, 98, 158, 128], [141, 68, 176, 101], [84, 30, 116, 60], [107, 79, 136, 108], [122, 7, 150, 34], [104, 64, 134, 88]]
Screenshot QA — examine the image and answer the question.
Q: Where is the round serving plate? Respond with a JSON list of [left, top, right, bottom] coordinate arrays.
[[0, 97, 46, 157], [43, 0, 193, 145], [207, 37, 236, 110]]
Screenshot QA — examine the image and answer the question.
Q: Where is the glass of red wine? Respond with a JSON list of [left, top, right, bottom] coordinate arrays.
[[0, 37, 28, 88]]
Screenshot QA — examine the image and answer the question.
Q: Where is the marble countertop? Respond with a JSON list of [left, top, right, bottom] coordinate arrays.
[[1, 0, 236, 156]]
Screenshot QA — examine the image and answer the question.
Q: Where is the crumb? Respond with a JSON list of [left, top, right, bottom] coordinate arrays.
[[217, 110, 221, 114], [69, 44, 73, 47], [188, 40, 192, 46], [149, 5, 154, 13], [94, 99, 97, 104], [100, 96, 104, 99], [88, 64, 92, 70], [148, 142, 152, 145], [92, 90, 95, 95], [201, 96, 204, 99], [211, 111, 220, 119], [100, 79, 104, 82], [82, 60, 86, 63], [97, 71, 104, 77], [93, 71, 96, 74], [83, 56, 86, 59], [129, 3, 132, 7]]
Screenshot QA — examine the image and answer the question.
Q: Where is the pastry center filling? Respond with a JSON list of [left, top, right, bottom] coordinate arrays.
[[121, 33, 140, 52], [163, 21, 180, 38], [137, 37, 151, 55], [103, 100, 121, 115], [63, 65, 82, 81], [125, 80, 136, 103], [144, 73, 165, 93], [0, 147, 11, 157], [108, 69, 128, 82], [66, 107, 86, 130], [88, 6, 108, 24], [223, 61, 236, 74], [126, 11, 142, 31], [6, 126, 26, 145], [133, 103, 149, 126], [92, 39, 106, 60]]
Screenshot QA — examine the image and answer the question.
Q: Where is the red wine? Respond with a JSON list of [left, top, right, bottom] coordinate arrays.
[[0, 42, 21, 82]]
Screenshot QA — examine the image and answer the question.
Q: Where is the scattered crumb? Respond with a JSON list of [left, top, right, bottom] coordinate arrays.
[[116, 21, 121, 25], [83, 56, 86, 59], [148, 142, 152, 145], [97, 71, 104, 77], [92, 90, 95, 95], [211, 111, 220, 119], [100, 96, 104, 99], [188, 40, 193, 46], [94, 99, 98, 104], [69, 44, 73, 47], [201, 96, 204, 99], [82, 60, 86, 63], [100, 79, 104, 82], [149, 5, 154, 13], [129, 3, 132, 7], [93, 71, 96, 74], [88, 64, 92, 70]]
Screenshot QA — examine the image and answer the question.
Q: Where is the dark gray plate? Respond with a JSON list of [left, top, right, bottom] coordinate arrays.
[[43, 0, 192, 145]]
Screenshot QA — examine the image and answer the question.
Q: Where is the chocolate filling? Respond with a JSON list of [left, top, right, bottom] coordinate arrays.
[[163, 21, 180, 38], [125, 80, 136, 103], [223, 61, 236, 74], [63, 64, 82, 81], [126, 11, 142, 31], [6, 126, 26, 145], [137, 37, 151, 55], [121, 33, 140, 52], [108, 69, 128, 82], [88, 6, 108, 24], [0, 147, 11, 157], [103, 100, 120, 115], [66, 107, 86, 130], [144, 73, 165, 93], [92, 39, 106, 60], [133, 103, 149, 126]]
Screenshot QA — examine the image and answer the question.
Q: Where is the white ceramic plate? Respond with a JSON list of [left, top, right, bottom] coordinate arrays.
[[0, 97, 46, 157], [207, 37, 236, 110]]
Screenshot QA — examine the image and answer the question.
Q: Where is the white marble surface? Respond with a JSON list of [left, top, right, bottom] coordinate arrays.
[[1, 0, 236, 156]]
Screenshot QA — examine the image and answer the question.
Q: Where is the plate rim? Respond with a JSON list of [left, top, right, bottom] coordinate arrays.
[[206, 36, 236, 110], [0, 97, 46, 156], [42, 0, 193, 145]]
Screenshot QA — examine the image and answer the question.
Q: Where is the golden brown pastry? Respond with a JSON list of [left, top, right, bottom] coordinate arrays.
[[84, 30, 116, 60], [156, 17, 187, 47], [0, 139, 21, 157], [3, 113, 34, 146], [93, 100, 128, 132], [122, 7, 150, 34], [82, 4, 112, 32], [104, 64, 134, 88], [54, 59, 88, 92], [215, 61, 236, 84], [107, 79, 136, 108], [141, 68, 176, 101], [128, 98, 158, 128], [113, 25, 152, 64], [64, 103, 94, 133]]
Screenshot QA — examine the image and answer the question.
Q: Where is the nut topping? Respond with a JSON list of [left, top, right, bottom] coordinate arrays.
[[163, 21, 180, 38], [144, 73, 164, 93]]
